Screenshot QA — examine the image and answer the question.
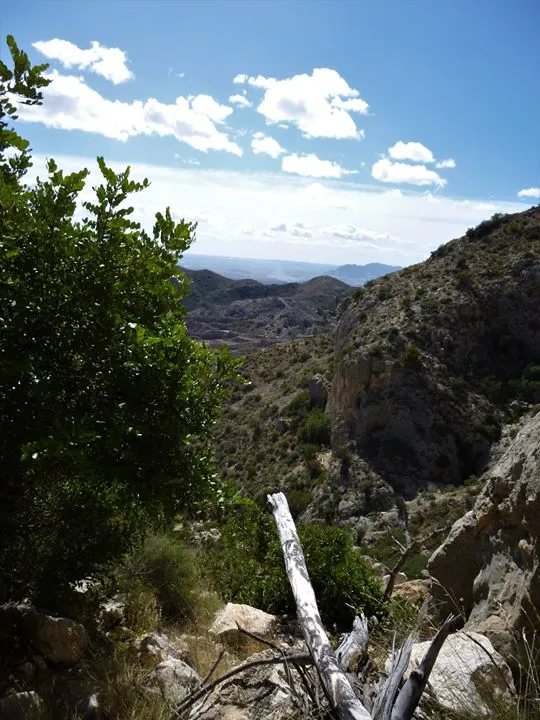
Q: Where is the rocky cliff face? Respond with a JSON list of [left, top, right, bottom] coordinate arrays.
[[328, 207, 540, 498], [428, 410, 540, 668]]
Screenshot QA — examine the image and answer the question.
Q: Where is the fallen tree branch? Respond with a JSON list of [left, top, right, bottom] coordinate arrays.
[[174, 651, 312, 718], [336, 615, 370, 673], [268, 491, 372, 720], [372, 635, 413, 720]]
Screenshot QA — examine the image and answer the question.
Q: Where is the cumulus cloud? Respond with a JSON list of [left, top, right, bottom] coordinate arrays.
[[282, 152, 356, 179], [16, 70, 242, 155], [251, 131, 286, 159], [372, 158, 446, 188], [323, 224, 399, 243], [518, 187, 540, 199], [233, 68, 368, 139], [229, 94, 252, 108], [270, 221, 312, 238], [33, 38, 133, 84], [388, 141, 434, 164], [435, 158, 456, 169]]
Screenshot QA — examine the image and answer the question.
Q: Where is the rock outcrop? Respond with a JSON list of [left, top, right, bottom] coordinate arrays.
[[209, 603, 278, 646], [0, 603, 88, 665], [429, 411, 540, 667], [328, 207, 540, 498]]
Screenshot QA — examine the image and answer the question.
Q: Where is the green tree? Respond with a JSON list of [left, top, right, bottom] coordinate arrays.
[[0, 36, 239, 607]]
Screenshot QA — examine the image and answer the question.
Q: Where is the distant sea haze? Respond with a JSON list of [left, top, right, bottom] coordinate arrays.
[[181, 253, 401, 286]]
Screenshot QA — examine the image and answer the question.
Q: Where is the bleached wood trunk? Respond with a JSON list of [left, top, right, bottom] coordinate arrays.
[[336, 615, 370, 673], [268, 491, 461, 720], [267, 492, 372, 720]]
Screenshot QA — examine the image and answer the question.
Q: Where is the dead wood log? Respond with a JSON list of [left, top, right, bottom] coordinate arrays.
[[336, 615, 370, 673], [268, 491, 464, 720], [268, 491, 372, 720]]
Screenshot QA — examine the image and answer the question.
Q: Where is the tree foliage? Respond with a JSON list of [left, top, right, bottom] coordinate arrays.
[[0, 36, 239, 606]]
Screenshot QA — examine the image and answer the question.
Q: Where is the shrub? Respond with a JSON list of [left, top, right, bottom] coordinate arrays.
[[203, 498, 385, 628], [298, 409, 331, 446], [282, 389, 311, 417], [287, 490, 313, 519], [399, 343, 422, 367], [123, 535, 202, 621]]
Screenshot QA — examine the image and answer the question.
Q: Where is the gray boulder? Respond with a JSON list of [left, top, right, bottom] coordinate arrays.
[[136, 631, 188, 668], [146, 657, 200, 706], [308, 374, 328, 407], [209, 603, 277, 645], [0, 603, 88, 664], [401, 631, 514, 716], [429, 411, 540, 667]]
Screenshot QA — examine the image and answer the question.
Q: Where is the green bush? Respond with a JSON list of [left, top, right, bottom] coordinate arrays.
[[298, 409, 331, 446], [282, 389, 311, 417], [203, 498, 385, 629], [399, 343, 422, 368], [123, 535, 202, 621]]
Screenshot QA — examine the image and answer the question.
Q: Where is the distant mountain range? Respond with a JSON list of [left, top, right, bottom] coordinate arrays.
[[181, 253, 401, 286], [183, 268, 352, 354]]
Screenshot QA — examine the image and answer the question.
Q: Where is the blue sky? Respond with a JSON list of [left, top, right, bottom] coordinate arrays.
[[5, 0, 540, 265]]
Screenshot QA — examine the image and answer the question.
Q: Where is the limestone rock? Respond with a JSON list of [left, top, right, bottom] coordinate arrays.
[[327, 208, 540, 497], [307, 374, 328, 407], [382, 572, 407, 590], [428, 411, 540, 667], [145, 657, 200, 706], [136, 632, 188, 668], [392, 579, 430, 606], [28, 613, 88, 664], [100, 597, 125, 629], [0, 691, 45, 720], [0, 603, 88, 665], [402, 631, 514, 716], [209, 603, 277, 645]]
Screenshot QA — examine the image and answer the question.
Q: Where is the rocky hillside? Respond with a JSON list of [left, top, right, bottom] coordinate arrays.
[[184, 270, 351, 354], [329, 207, 540, 498], [214, 206, 540, 576]]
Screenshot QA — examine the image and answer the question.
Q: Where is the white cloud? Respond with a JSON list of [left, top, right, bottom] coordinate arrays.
[[269, 221, 312, 238], [282, 152, 355, 179], [435, 158, 456, 169], [229, 94, 252, 108], [518, 187, 540, 199], [174, 154, 201, 166], [15, 70, 242, 156], [251, 131, 286, 159], [33, 38, 133, 84], [323, 224, 399, 243], [24, 154, 529, 266], [372, 158, 446, 188], [234, 68, 368, 139], [388, 141, 435, 164]]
